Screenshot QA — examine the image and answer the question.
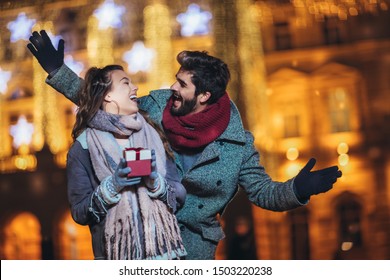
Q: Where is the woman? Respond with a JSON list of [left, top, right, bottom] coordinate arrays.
[[66, 64, 186, 260]]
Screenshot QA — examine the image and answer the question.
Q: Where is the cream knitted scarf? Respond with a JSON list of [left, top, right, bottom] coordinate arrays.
[[86, 110, 184, 259]]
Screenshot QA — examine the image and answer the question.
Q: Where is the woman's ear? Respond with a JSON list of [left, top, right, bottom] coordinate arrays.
[[104, 95, 112, 102]]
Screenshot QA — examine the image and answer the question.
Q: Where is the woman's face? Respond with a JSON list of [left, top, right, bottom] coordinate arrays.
[[104, 70, 139, 115]]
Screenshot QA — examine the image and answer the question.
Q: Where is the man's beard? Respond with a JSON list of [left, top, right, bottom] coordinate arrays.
[[170, 94, 197, 116]]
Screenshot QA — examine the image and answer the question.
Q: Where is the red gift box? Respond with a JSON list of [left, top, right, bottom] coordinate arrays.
[[123, 148, 152, 177]]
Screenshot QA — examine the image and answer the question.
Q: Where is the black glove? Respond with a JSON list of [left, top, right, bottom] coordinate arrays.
[[294, 158, 342, 200], [27, 30, 64, 74]]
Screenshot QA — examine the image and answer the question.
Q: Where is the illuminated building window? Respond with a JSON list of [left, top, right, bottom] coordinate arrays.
[[338, 199, 362, 247], [283, 114, 300, 138], [328, 88, 351, 133], [2, 212, 41, 259], [57, 211, 93, 260], [0, 67, 12, 94], [8, 87, 33, 100], [289, 207, 310, 260], [334, 193, 364, 259], [274, 21, 291, 50]]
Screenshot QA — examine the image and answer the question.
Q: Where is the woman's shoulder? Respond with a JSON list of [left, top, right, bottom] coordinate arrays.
[[68, 131, 88, 157]]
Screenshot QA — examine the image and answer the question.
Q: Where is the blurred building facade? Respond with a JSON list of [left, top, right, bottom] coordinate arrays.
[[0, 0, 389, 260]]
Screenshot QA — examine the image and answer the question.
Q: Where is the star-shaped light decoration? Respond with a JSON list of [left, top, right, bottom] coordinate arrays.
[[0, 67, 12, 94], [64, 55, 84, 75], [7, 12, 37, 43], [10, 115, 34, 148], [93, 0, 126, 30], [122, 41, 155, 74], [176, 3, 212, 37]]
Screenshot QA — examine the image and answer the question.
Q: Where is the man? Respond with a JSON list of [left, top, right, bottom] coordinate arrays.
[[27, 30, 342, 260]]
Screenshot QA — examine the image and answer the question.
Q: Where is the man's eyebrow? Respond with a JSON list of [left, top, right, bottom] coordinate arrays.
[[120, 77, 129, 82], [176, 75, 187, 86]]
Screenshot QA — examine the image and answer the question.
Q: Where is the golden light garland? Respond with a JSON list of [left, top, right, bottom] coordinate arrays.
[[144, 1, 173, 88], [32, 26, 46, 152], [87, 16, 114, 67], [236, 0, 268, 137], [0, 95, 12, 159], [31, 22, 67, 158]]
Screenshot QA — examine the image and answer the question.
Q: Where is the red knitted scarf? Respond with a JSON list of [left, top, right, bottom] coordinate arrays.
[[162, 93, 231, 152]]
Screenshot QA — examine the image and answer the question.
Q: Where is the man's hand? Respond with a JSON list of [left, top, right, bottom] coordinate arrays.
[[27, 30, 64, 74], [294, 158, 342, 200], [112, 158, 142, 193]]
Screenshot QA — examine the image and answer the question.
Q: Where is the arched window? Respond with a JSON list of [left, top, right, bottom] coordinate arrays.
[[337, 194, 363, 248], [56, 211, 93, 260], [2, 212, 41, 259], [333, 192, 366, 259], [328, 87, 351, 133]]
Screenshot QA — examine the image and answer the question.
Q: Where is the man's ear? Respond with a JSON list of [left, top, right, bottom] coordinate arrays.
[[199, 91, 211, 104]]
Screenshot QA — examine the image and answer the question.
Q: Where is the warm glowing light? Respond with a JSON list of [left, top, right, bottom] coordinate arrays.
[[341, 241, 353, 251], [122, 41, 155, 74], [64, 55, 84, 75], [266, 88, 273, 96], [286, 163, 301, 177], [0, 67, 12, 94], [176, 3, 212, 37], [144, 3, 173, 88], [7, 12, 36, 42], [337, 142, 349, 154], [93, 0, 125, 30], [338, 153, 349, 166], [13, 154, 37, 170], [9, 116, 34, 148], [286, 147, 299, 160]]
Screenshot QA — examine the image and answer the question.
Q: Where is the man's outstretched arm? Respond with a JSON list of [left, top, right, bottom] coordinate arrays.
[[27, 30, 82, 104]]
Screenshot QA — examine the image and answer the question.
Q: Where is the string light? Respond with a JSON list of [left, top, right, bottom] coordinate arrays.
[[87, 16, 114, 67], [144, 3, 173, 89]]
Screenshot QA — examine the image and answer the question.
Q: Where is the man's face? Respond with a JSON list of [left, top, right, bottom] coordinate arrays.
[[170, 70, 201, 116]]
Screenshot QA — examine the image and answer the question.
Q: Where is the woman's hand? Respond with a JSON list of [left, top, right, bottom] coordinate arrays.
[[112, 158, 142, 193], [145, 149, 159, 191]]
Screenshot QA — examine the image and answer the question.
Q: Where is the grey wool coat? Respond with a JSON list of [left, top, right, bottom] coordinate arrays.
[[47, 65, 305, 260]]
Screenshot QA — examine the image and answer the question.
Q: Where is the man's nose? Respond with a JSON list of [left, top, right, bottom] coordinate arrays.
[[170, 81, 178, 90]]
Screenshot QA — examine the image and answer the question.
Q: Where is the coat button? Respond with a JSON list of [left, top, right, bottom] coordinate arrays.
[[217, 180, 222, 186], [219, 142, 224, 146], [198, 204, 204, 209], [180, 225, 185, 231]]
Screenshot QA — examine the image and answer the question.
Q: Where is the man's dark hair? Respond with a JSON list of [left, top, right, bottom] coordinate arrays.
[[176, 50, 230, 104]]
